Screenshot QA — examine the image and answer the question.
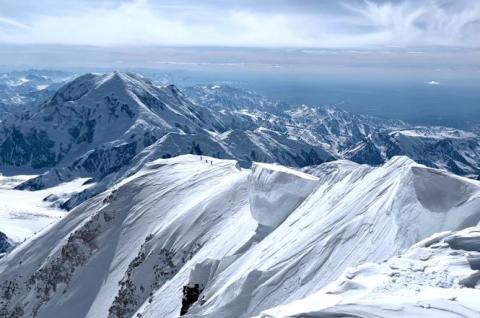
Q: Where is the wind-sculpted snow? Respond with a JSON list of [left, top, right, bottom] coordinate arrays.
[[257, 227, 480, 318], [0, 155, 479, 318], [249, 162, 318, 228]]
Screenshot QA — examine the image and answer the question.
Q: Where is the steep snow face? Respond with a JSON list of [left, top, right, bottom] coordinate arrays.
[[249, 162, 318, 228], [258, 227, 480, 318], [412, 166, 478, 212]]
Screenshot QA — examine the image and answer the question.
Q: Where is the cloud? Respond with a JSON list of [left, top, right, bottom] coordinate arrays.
[[0, 16, 29, 31], [427, 81, 441, 85], [0, 0, 478, 48], [344, 0, 480, 47]]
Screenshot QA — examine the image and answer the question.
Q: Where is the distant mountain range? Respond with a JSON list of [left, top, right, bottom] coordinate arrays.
[[0, 71, 478, 209]]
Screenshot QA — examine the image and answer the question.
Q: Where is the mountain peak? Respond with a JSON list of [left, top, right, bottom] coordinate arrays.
[[95, 71, 131, 91]]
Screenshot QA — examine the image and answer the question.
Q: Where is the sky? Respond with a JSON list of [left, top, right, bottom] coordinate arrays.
[[0, 0, 479, 48], [0, 0, 478, 129]]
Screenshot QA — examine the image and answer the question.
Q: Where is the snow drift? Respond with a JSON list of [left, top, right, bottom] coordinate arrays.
[[249, 162, 318, 228], [0, 155, 479, 318], [258, 226, 480, 318]]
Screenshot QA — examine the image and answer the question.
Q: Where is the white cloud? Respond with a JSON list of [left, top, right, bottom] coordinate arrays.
[[344, 0, 480, 47], [0, 16, 29, 31], [427, 81, 441, 85], [0, 0, 478, 48]]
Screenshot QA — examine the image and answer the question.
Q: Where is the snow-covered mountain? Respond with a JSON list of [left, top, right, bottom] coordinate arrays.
[[187, 85, 480, 178], [0, 71, 223, 172], [0, 72, 333, 196], [0, 71, 226, 193], [0, 154, 479, 318]]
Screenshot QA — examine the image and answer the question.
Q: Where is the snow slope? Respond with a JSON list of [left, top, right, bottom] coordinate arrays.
[[1, 155, 479, 318], [258, 227, 480, 318]]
